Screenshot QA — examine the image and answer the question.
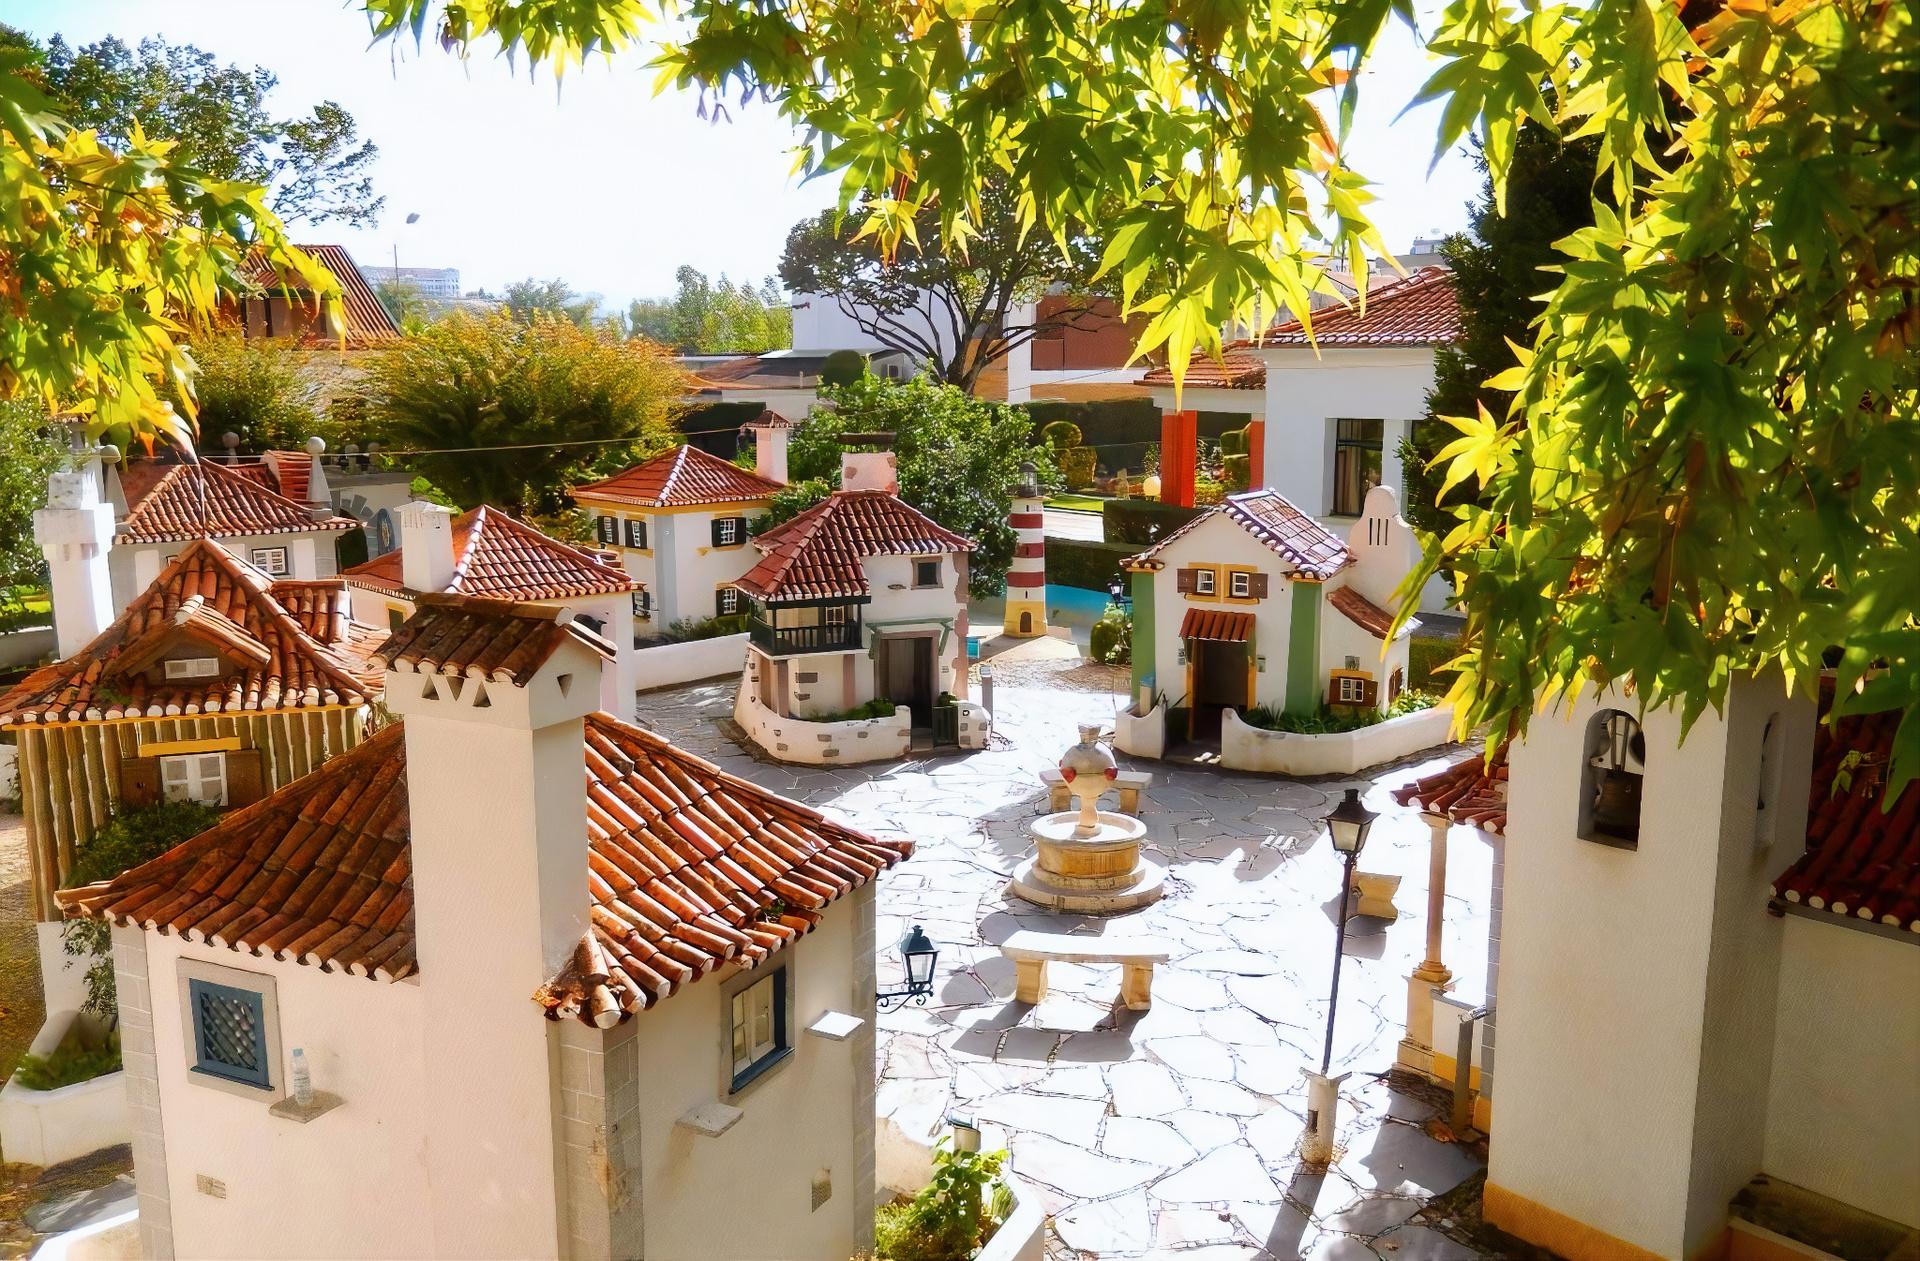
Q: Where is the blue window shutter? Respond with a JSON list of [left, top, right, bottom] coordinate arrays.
[[189, 979, 272, 1089]]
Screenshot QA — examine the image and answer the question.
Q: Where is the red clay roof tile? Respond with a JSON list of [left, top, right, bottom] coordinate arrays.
[[343, 505, 638, 601], [571, 444, 784, 508], [1393, 747, 1509, 834], [1328, 584, 1419, 640], [371, 594, 613, 686], [1242, 267, 1459, 348], [1127, 489, 1352, 581], [1139, 351, 1267, 391], [241, 243, 400, 346], [736, 490, 975, 601], [1773, 704, 1920, 935], [0, 540, 378, 724], [115, 458, 353, 545], [1179, 608, 1254, 643]]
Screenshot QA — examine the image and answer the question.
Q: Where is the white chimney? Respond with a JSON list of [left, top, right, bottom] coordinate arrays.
[[840, 450, 899, 494], [380, 604, 603, 1258], [35, 453, 118, 658], [397, 501, 456, 593], [751, 414, 791, 485], [303, 436, 335, 520]]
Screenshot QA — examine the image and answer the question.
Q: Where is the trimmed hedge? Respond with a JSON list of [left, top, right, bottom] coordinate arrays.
[[1103, 498, 1205, 546], [1046, 538, 1137, 591]]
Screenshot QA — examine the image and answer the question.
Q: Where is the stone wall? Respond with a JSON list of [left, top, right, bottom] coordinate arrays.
[[733, 685, 911, 765], [113, 924, 174, 1261], [557, 1020, 645, 1260]]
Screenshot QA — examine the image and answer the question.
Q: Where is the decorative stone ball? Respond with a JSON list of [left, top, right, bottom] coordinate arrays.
[[222, 431, 241, 450], [97, 443, 120, 466], [306, 435, 328, 456], [1058, 723, 1117, 784]]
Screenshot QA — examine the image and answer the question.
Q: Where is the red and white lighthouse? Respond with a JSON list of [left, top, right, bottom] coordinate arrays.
[[1003, 460, 1047, 638]]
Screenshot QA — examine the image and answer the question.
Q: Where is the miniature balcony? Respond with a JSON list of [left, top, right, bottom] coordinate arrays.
[[749, 610, 863, 655]]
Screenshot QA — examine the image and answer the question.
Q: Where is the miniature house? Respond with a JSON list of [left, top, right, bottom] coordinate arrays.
[[568, 436, 787, 633], [341, 502, 641, 716], [1122, 484, 1420, 740], [1485, 676, 1919, 1260], [733, 449, 976, 730], [59, 595, 909, 1261]]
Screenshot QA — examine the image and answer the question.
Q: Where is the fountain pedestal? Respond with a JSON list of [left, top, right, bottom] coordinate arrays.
[[1009, 810, 1166, 913]]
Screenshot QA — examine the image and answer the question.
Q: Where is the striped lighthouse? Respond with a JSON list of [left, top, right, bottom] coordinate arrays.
[[1003, 460, 1047, 638]]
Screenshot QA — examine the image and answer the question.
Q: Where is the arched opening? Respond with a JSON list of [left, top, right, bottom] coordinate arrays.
[[1579, 709, 1645, 847], [1019, 611, 1033, 634]]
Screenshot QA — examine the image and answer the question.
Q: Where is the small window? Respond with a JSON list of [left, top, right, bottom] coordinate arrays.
[[717, 587, 742, 616], [1579, 709, 1645, 847], [1332, 418, 1385, 517], [1194, 569, 1217, 596], [824, 605, 848, 626], [160, 752, 227, 806], [1229, 571, 1252, 599], [913, 559, 941, 589], [188, 977, 272, 1090], [632, 591, 652, 621], [1337, 676, 1367, 704], [625, 519, 647, 549], [595, 515, 619, 546], [163, 657, 221, 680], [729, 969, 789, 1091], [717, 517, 742, 546], [388, 607, 407, 633], [249, 546, 289, 577]]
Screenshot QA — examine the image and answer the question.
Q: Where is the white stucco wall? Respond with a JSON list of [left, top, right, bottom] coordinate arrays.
[[632, 633, 750, 692], [1219, 703, 1450, 775], [1489, 679, 1818, 1259], [861, 553, 971, 699], [1764, 915, 1920, 1226], [734, 682, 912, 764], [1138, 514, 1299, 712], [1249, 345, 1436, 520], [115, 532, 330, 608], [1317, 606, 1411, 710], [625, 904, 869, 1260], [585, 504, 767, 631], [144, 935, 432, 1260]]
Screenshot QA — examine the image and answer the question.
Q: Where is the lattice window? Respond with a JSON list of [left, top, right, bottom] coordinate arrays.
[[188, 978, 272, 1089]]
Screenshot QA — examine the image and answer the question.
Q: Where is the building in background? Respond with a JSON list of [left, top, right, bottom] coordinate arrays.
[[221, 244, 401, 347], [364, 264, 462, 301], [57, 596, 909, 1261]]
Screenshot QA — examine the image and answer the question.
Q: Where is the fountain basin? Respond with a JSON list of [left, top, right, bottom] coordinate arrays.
[[1009, 811, 1165, 913]]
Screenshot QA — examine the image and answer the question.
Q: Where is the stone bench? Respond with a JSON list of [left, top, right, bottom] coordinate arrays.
[[1348, 871, 1402, 921], [999, 930, 1172, 1011], [1040, 767, 1152, 816]]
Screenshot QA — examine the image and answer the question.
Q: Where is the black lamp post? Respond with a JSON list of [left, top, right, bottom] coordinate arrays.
[[1320, 788, 1378, 1074], [1105, 573, 1132, 614], [876, 924, 939, 1011]]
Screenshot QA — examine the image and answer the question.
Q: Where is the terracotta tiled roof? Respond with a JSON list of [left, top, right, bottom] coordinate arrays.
[[342, 505, 639, 601], [689, 354, 824, 391], [1139, 351, 1267, 391], [741, 409, 796, 430], [115, 458, 354, 544], [1244, 267, 1459, 348], [1772, 706, 1920, 935], [570, 445, 784, 509], [1179, 608, 1254, 643], [242, 243, 400, 346], [0, 540, 378, 724], [57, 710, 911, 1020], [736, 490, 975, 601], [1126, 489, 1352, 581], [1328, 584, 1419, 640], [371, 594, 614, 687], [1393, 747, 1508, 834]]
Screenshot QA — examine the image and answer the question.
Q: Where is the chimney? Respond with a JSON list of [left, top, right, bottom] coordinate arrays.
[[839, 433, 899, 493], [397, 500, 456, 593], [744, 410, 791, 485], [35, 450, 118, 658], [303, 436, 335, 520], [379, 599, 604, 1257]]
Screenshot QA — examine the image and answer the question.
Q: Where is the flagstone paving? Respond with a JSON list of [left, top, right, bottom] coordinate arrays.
[[636, 672, 1499, 1260]]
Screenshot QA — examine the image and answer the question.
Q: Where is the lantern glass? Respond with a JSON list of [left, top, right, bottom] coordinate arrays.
[[1326, 788, 1377, 856], [900, 925, 938, 988]]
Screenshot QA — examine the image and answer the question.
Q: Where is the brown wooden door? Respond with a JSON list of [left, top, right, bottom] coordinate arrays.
[[879, 636, 936, 724], [1191, 640, 1250, 739]]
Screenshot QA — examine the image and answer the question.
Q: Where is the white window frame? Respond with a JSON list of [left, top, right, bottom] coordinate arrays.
[[1229, 571, 1252, 599], [163, 657, 221, 680], [726, 966, 790, 1094], [718, 587, 742, 615], [717, 517, 741, 546], [1336, 676, 1367, 704], [249, 546, 289, 577], [159, 752, 228, 806], [823, 605, 848, 626], [176, 957, 282, 1099], [1194, 569, 1217, 596]]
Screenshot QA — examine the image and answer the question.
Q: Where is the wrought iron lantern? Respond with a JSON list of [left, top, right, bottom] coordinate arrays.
[[1326, 787, 1377, 857], [876, 924, 939, 1011]]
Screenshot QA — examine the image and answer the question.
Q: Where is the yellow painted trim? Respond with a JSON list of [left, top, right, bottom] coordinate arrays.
[[1484, 1183, 1672, 1261], [1429, 1050, 1482, 1093], [139, 735, 244, 757], [1472, 1093, 1492, 1132]]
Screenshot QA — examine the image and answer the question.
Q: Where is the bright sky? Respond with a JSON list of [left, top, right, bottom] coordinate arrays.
[[4, 0, 1479, 311]]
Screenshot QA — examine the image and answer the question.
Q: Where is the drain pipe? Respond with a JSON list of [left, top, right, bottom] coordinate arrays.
[[1451, 1004, 1492, 1136]]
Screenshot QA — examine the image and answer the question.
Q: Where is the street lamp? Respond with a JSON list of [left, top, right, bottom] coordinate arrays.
[[1105, 572, 1132, 614], [1304, 787, 1378, 1165], [875, 924, 940, 1011]]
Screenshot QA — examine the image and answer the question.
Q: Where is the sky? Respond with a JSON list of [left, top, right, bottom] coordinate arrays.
[[1, 0, 1481, 311]]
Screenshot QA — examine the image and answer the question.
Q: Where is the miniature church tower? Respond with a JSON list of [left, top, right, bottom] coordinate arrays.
[[1003, 461, 1047, 638]]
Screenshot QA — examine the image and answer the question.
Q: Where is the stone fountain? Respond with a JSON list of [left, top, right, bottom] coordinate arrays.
[[1009, 725, 1165, 913]]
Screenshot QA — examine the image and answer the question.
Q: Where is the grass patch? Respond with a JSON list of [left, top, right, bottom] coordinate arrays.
[[1043, 493, 1108, 512]]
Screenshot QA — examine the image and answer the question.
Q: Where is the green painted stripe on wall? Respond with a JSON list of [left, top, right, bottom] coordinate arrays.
[[1286, 581, 1321, 715]]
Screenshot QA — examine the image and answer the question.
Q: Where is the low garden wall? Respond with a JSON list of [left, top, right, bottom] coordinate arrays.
[[733, 686, 912, 765], [976, 1176, 1048, 1261], [0, 625, 54, 670], [633, 632, 749, 692], [1111, 701, 1166, 760], [1220, 704, 1454, 776], [955, 700, 991, 750], [0, 1010, 129, 1166]]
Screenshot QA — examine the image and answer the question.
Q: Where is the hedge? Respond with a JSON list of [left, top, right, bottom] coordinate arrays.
[[1103, 498, 1205, 546], [1045, 538, 1138, 591]]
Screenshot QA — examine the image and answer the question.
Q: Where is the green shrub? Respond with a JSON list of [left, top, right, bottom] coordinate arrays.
[[658, 613, 751, 643], [809, 698, 900, 723], [1103, 498, 1205, 545], [1222, 453, 1250, 491], [1388, 689, 1440, 718], [820, 349, 868, 386], [1219, 425, 1248, 458], [1240, 690, 1439, 734], [873, 1141, 1011, 1261], [1045, 539, 1136, 591], [1090, 607, 1131, 665], [1059, 445, 1098, 489], [13, 1027, 121, 1091], [1408, 635, 1460, 694], [1038, 418, 1083, 451]]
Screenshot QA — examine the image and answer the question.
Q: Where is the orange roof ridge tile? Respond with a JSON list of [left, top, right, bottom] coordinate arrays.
[[570, 444, 785, 508], [1328, 584, 1420, 641], [57, 711, 912, 1024], [1235, 266, 1460, 349], [342, 504, 638, 602], [1392, 745, 1510, 834], [735, 489, 975, 602]]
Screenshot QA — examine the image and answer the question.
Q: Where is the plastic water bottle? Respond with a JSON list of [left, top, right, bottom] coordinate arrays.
[[290, 1048, 313, 1107]]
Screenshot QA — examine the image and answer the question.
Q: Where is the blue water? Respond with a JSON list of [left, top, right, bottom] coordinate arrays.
[[968, 584, 1118, 648]]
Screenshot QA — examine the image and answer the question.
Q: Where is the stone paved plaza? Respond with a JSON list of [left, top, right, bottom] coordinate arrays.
[[638, 666, 1498, 1261]]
